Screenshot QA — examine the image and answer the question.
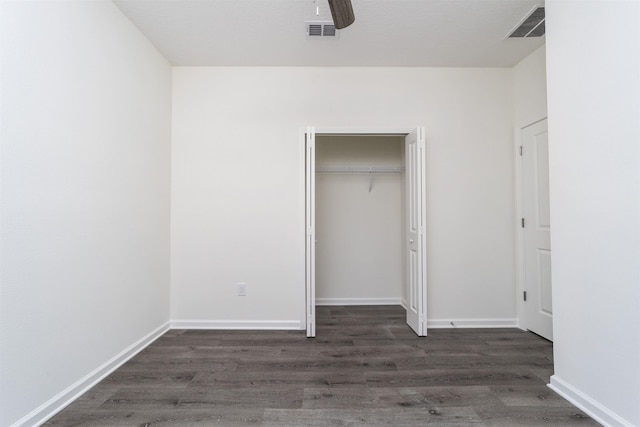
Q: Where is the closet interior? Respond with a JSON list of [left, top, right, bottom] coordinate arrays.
[[315, 134, 407, 306]]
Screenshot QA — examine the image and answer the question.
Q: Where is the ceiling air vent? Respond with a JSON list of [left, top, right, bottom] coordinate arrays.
[[306, 22, 338, 38], [508, 6, 545, 38]]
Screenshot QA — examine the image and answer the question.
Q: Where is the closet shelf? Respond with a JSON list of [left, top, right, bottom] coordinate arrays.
[[316, 166, 405, 175]]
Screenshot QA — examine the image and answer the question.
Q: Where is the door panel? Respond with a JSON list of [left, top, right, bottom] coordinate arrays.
[[522, 119, 553, 340], [535, 140, 551, 226], [539, 250, 552, 315], [405, 128, 426, 336]]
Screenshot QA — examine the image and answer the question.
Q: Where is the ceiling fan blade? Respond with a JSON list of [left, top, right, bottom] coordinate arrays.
[[327, 0, 355, 29]]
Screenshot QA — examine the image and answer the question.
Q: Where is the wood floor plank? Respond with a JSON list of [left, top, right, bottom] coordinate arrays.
[[99, 387, 304, 410], [189, 370, 368, 388], [301, 387, 409, 409], [364, 367, 546, 388], [234, 357, 398, 372], [397, 385, 504, 408], [44, 305, 598, 426], [488, 384, 580, 408], [474, 406, 596, 426], [263, 408, 485, 426], [44, 409, 266, 426]]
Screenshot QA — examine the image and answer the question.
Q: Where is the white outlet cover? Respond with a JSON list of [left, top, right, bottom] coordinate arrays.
[[237, 283, 247, 296]]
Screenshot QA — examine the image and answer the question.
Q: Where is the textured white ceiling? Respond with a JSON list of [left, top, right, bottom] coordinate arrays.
[[113, 0, 545, 67]]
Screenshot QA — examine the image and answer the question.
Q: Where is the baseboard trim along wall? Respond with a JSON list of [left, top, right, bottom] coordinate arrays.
[[427, 318, 519, 328], [316, 298, 403, 306], [12, 322, 170, 427], [171, 320, 302, 330], [548, 375, 634, 427]]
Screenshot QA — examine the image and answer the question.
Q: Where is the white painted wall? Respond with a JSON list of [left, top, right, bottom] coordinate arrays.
[[513, 44, 547, 127], [315, 136, 404, 304], [171, 67, 516, 326], [546, 1, 640, 426], [0, 2, 172, 425]]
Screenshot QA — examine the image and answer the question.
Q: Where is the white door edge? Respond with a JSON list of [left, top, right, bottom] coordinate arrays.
[[304, 126, 316, 338]]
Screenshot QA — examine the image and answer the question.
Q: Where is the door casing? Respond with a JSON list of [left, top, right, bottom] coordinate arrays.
[[302, 127, 427, 337]]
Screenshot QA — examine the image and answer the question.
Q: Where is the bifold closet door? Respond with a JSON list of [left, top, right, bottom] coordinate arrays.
[[405, 128, 427, 336]]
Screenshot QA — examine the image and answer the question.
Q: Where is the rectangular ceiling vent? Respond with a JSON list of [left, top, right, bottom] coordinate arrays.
[[306, 22, 338, 38], [508, 6, 545, 38]]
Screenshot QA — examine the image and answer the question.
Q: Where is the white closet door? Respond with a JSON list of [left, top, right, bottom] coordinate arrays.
[[305, 127, 316, 337], [405, 128, 427, 336]]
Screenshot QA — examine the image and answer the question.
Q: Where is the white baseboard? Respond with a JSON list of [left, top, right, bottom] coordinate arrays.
[[549, 375, 635, 427], [315, 298, 403, 306], [171, 320, 302, 330], [13, 322, 170, 427], [427, 318, 519, 328]]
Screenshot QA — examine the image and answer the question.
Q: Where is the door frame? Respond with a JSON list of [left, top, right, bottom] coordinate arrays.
[[301, 126, 426, 337], [514, 117, 548, 332]]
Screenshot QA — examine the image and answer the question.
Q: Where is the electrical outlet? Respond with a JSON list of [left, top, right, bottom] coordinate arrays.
[[237, 282, 247, 296]]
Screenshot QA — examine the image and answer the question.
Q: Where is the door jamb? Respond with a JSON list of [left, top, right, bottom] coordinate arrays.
[[301, 126, 422, 333]]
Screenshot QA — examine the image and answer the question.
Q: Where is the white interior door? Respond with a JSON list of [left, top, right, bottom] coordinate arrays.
[[521, 119, 553, 341], [405, 128, 427, 336], [305, 127, 316, 337]]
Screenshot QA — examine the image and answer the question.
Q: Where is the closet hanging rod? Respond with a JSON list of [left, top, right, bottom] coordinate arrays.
[[315, 166, 405, 174]]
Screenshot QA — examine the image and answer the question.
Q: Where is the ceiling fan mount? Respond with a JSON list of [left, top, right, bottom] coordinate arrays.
[[327, 0, 355, 29]]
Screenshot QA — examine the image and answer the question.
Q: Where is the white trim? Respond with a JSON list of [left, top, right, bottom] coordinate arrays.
[[514, 123, 526, 330], [299, 127, 308, 330], [549, 375, 635, 427], [305, 126, 316, 338], [427, 318, 519, 329], [316, 298, 403, 306], [11, 322, 170, 427], [171, 320, 302, 330], [417, 127, 428, 336], [314, 127, 415, 135], [304, 125, 428, 338]]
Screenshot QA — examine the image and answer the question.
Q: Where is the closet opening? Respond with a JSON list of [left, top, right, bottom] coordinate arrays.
[[315, 134, 405, 307], [304, 128, 427, 338]]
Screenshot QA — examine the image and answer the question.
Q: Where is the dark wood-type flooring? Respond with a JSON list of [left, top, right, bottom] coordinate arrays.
[[45, 306, 598, 426]]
